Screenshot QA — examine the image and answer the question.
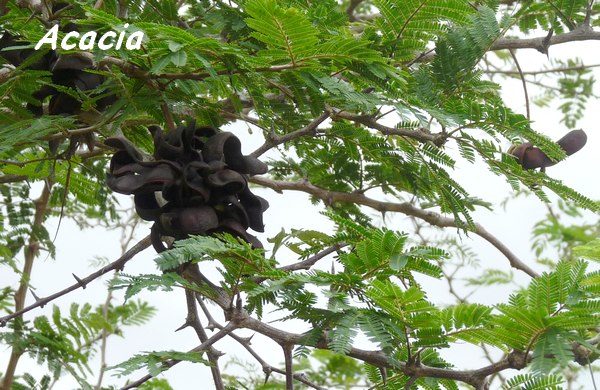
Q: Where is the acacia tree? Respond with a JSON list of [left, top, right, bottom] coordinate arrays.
[[0, 0, 599, 389]]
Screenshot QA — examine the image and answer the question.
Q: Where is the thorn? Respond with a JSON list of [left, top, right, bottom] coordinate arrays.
[[236, 294, 243, 310], [540, 27, 553, 56], [72, 273, 86, 289], [175, 321, 190, 332], [29, 288, 41, 302], [205, 319, 219, 331], [380, 367, 387, 385], [263, 366, 272, 385], [238, 334, 254, 345], [210, 348, 225, 358]]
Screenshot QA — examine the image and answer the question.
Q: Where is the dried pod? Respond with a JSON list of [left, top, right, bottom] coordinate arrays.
[[0, 30, 116, 117], [556, 129, 587, 156], [106, 123, 269, 252], [509, 129, 587, 171]]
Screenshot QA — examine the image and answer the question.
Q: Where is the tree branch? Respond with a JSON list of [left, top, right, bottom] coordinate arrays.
[[251, 112, 330, 158], [180, 290, 225, 390], [414, 25, 600, 64], [330, 109, 446, 145], [484, 63, 600, 75], [0, 235, 151, 326], [346, 0, 364, 22], [250, 244, 346, 284], [509, 49, 530, 120], [238, 309, 530, 388], [492, 25, 600, 53], [1, 179, 53, 390], [249, 176, 539, 278]]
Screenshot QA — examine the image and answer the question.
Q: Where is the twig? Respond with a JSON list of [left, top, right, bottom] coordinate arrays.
[[250, 112, 330, 158], [484, 63, 600, 75], [120, 321, 238, 390], [252, 243, 347, 284], [0, 235, 151, 326], [196, 298, 327, 390], [0, 175, 28, 184], [249, 176, 539, 278], [95, 214, 140, 390], [509, 49, 530, 120], [282, 343, 294, 390], [182, 290, 225, 390], [346, 0, 364, 21], [330, 109, 445, 145]]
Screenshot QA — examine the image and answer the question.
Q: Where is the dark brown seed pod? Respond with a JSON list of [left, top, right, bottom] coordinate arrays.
[[0, 29, 116, 117], [557, 129, 587, 156], [106, 123, 269, 252], [509, 129, 587, 171]]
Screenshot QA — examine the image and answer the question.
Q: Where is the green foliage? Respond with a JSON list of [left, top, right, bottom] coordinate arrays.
[[110, 350, 210, 377], [1, 0, 599, 388], [374, 0, 474, 60], [0, 300, 156, 386]]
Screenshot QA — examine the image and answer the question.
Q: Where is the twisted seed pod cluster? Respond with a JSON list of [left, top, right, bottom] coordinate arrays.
[[106, 123, 269, 252], [0, 30, 115, 116]]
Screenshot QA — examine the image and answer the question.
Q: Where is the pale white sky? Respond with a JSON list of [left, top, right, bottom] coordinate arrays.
[[2, 40, 599, 389]]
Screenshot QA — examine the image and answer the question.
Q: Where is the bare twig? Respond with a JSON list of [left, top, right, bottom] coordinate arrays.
[[0, 235, 151, 326], [249, 176, 539, 278], [95, 214, 140, 390], [282, 343, 294, 390], [196, 298, 327, 390], [251, 243, 347, 284], [509, 49, 530, 120], [484, 63, 600, 75], [330, 109, 445, 145], [250, 112, 330, 158], [182, 290, 225, 390]]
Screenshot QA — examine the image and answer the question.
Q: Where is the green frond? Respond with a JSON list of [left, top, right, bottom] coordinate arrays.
[[503, 373, 564, 390], [374, 0, 474, 60]]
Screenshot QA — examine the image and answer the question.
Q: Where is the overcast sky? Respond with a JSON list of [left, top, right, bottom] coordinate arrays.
[[2, 38, 599, 389]]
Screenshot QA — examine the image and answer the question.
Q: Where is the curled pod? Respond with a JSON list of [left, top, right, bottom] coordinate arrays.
[[509, 129, 587, 171], [556, 129, 587, 156], [202, 132, 268, 175]]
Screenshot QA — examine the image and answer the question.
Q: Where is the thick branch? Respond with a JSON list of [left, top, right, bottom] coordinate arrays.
[[1, 180, 52, 390], [238, 311, 529, 388], [181, 290, 224, 390], [249, 176, 539, 278], [492, 25, 600, 53]]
